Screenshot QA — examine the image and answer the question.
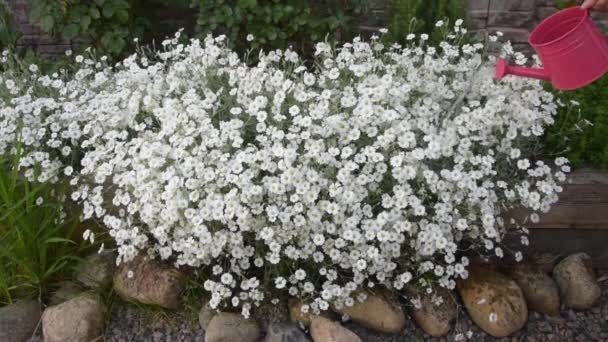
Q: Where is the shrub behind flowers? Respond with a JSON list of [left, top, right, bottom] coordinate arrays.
[[0, 22, 569, 317]]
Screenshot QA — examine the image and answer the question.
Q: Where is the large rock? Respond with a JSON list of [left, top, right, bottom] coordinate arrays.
[[310, 316, 361, 342], [553, 253, 601, 310], [113, 254, 186, 309], [333, 291, 406, 334], [0, 300, 41, 342], [508, 262, 560, 316], [205, 312, 261, 342], [76, 251, 116, 289], [42, 295, 105, 342], [457, 265, 528, 337], [410, 288, 457, 337], [264, 322, 311, 342]]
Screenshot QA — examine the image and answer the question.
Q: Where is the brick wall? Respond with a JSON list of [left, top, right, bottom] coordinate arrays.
[[4, 0, 608, 57]]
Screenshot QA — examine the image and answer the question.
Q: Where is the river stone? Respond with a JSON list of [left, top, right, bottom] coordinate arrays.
[[333, 290, 406, 334], [509, 261, 560, 316], [113, 254, 186, 309], [76, 250, 116, 289], [457, 265, 528, 337], [264, 322, 311, 342], [204, 312, 260, 342], [553, 253, 601, 310], [410, 287, 457, 337], [42, 294, 105, 342], [310, 316, 361, 342], [198, 302, 216, 330], [0, 300, 41, 342]]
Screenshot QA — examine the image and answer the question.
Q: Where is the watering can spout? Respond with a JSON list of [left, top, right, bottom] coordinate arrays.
[[495, 58, 551, 82]]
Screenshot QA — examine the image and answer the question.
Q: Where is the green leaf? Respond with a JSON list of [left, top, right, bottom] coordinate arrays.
[[237, 0, 257, 8], [95, 0, 106, 6], [62, 24, 80, 39], [115, 9, 129, 23], [89, 7, 101, 19], [40, 15, 54, 32], [80, 16, 92, 30], [102, 4, 114, 18], [44, 237, 76, 245]]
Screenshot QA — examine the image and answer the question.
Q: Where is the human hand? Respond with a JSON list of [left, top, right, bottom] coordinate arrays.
[[582, 0, 608, 11]]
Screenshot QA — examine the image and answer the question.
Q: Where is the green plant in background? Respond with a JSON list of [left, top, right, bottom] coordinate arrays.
[[189, 0, 367, 54], [542, 0, 608, 169], [1, 2, 20, 49], [27, 0, 172, 56], [385, 0, 465, 44], [0, 146, 90, 304], [544, 76, 608, 169]]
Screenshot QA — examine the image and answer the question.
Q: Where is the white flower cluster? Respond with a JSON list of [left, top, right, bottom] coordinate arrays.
[[0, 22, 569, 317]]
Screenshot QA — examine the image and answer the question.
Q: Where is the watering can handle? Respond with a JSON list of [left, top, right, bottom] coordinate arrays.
[[495, 58, 551, 82]]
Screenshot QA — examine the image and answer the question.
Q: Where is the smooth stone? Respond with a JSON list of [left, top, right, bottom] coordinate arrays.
[[333, 290, 406, 334], [553, 253, 601, 310], [75, 250, 116, 289], [410, 287, 457, 337], [0, 300, 41, 342], [42, 294, 105, 342], [457, 264, 528, 337], [204, 312, 261, 342], [509, 261, 560, 316], [310, 316, 361, 342], [264, 322, 311, 342], [198, 301, 216, 330], [113, 254, 186, 309]]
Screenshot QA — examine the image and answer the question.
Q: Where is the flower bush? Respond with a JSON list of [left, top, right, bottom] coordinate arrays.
[[0, 21, 569, 317]]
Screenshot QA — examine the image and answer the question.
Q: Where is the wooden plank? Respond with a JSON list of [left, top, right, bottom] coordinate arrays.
[[507, 168, 608, 230]]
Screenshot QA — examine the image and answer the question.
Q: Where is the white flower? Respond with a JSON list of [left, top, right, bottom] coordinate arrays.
[[221, 273, 234, 285], [435, 20, 444, 27], [247, 34, 254, 42], [489, 312, 498, 323], [0, 25, 566, 315], [517, 159, 530, 170], [275, 277, 287, 289]]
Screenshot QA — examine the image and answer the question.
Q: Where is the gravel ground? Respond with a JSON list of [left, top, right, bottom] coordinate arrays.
[[102, 273, 608, 342]]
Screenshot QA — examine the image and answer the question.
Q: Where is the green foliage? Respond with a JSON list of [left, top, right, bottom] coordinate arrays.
[[0, 147, 88, 304], [0, 3, 20, 49], [27, 0, 169, 56], [544, 75, 608, 169], [385, 0, 465, 44], [189, 0, 367, 53], [555, 0, 577, 9]]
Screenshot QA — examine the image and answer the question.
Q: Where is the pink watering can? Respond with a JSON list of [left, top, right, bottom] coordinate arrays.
[[495, 6, 608, 90]]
